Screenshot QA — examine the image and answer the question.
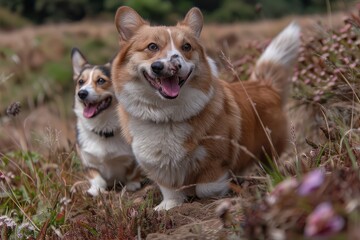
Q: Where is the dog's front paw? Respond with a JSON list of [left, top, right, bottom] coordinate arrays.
[[125, 181, 141, 192], [154, 199, 183, 211], [86, 185, 107, 197]]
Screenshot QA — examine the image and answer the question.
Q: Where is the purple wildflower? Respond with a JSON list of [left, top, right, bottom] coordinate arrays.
[[267, 178, 298, 205], [6, 102, 21, 117], [305, 202, 345, 237], [298, 168, 325, 196], [0, 215, 17, 229], [0, 172, 5, 181], [17, 222, 35, 239]]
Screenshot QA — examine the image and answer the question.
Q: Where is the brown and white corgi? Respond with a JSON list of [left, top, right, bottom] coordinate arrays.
[[111, 7, 300, 210], [71, 48, 141, 196]]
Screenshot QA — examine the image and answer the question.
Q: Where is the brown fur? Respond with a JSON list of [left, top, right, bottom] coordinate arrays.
[[74, 67, 112, 94], [162, 79, 287, 187], [112, 6, 294, 191], [83, 156, 142, 187]]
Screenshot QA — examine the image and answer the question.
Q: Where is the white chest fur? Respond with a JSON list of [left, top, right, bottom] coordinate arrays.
[[77, 123, 132, 161], [129, 118, 191, 165], [75, 103, 134, 180], [129, 117, 206, 187], [76, 120, 134, 182]]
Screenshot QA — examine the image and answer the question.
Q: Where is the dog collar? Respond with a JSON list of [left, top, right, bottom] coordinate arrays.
[[92, 129, 116, 138]]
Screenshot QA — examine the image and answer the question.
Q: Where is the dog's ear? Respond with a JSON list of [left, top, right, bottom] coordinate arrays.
[[115, 6, 148, 41], [71, 48, 87, 77], [180, 7, 203, 38]]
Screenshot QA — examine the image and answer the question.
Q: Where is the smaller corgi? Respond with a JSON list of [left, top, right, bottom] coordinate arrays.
[[71, 48, 141, 196]]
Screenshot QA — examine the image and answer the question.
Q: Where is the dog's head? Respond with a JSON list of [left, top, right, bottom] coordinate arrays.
[[112, 7, 217, 101], [71, 48, 114, 119]]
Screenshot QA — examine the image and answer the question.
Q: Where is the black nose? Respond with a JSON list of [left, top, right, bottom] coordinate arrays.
[[78, 90, 88, 100], [151, 61, 164, 74]]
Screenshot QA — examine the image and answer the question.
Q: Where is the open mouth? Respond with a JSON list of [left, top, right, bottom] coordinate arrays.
[[82, 96, 112, 118], [143, 69, 192, 99]]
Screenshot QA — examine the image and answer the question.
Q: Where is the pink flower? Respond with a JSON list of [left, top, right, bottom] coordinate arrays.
[[305, 202, 345, 237], [267, 178, 298, 204], [0, 172, 5, 181], [0, 215, 16, 229], [298, 168, 325, 196]]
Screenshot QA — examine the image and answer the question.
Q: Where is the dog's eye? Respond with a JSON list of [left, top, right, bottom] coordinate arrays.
[[78, 79, 85, 86], [148, 43, 159, 52], [97, 78, 106, 85], [182, 43, 192, 52]]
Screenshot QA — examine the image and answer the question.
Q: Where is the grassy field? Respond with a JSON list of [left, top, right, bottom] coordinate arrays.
[[1, 7, 360, 239]]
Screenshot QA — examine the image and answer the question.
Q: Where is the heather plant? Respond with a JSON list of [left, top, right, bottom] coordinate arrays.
[[241, 167, 360, 239], [290, 7, 360, 171], [232, 7, 360, 239], [292, 7, 360, 130]]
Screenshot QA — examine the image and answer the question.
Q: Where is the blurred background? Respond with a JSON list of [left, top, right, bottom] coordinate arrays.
[[0, 0, 356, 153], [0, 0, 354, 26]]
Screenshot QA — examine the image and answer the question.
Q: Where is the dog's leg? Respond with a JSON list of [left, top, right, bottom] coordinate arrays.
[[154, 185, 185, 211], [86, 168, 108, 196], [124, 181, 141, 192], [195, 172, 230, 198], [125, 160, 142, 192]]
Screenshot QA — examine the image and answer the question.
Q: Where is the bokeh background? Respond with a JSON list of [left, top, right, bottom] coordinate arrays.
[[0, 0, 353, 26]]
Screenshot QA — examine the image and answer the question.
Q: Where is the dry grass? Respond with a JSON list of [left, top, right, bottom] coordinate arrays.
[[1, 9, 360, 239]]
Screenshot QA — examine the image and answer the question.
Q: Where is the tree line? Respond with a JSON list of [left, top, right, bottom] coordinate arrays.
[[0, 0, 354, 24]]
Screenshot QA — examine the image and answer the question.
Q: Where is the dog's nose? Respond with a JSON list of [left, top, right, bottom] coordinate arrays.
[[151, 61, 164, 74], [78, 90, 88, 100]]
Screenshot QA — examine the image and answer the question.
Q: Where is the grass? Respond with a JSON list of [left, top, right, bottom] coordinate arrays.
[[0, 149, 74, 238], [237, 7, 360, 238], [0, 7, 30, 30], [0, 27, 118, 119], [1, 6, 360, 239]]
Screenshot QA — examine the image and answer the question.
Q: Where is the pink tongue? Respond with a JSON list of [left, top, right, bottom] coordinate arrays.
[[161, 77, 180, 97], [83, 104, 97, 118]]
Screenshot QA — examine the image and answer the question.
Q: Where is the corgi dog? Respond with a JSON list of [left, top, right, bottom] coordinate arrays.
[[111, 7, 300, 210], [71, 48, 141, 196]]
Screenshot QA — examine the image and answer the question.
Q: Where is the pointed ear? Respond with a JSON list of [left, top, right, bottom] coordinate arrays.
[[71, 48, 87, 77], [180, 7, 203, 38], [115, 6, 147, 41]]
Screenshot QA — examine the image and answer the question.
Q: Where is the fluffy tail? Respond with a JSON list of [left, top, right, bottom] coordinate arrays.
[[251, 22, 301, 105]]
